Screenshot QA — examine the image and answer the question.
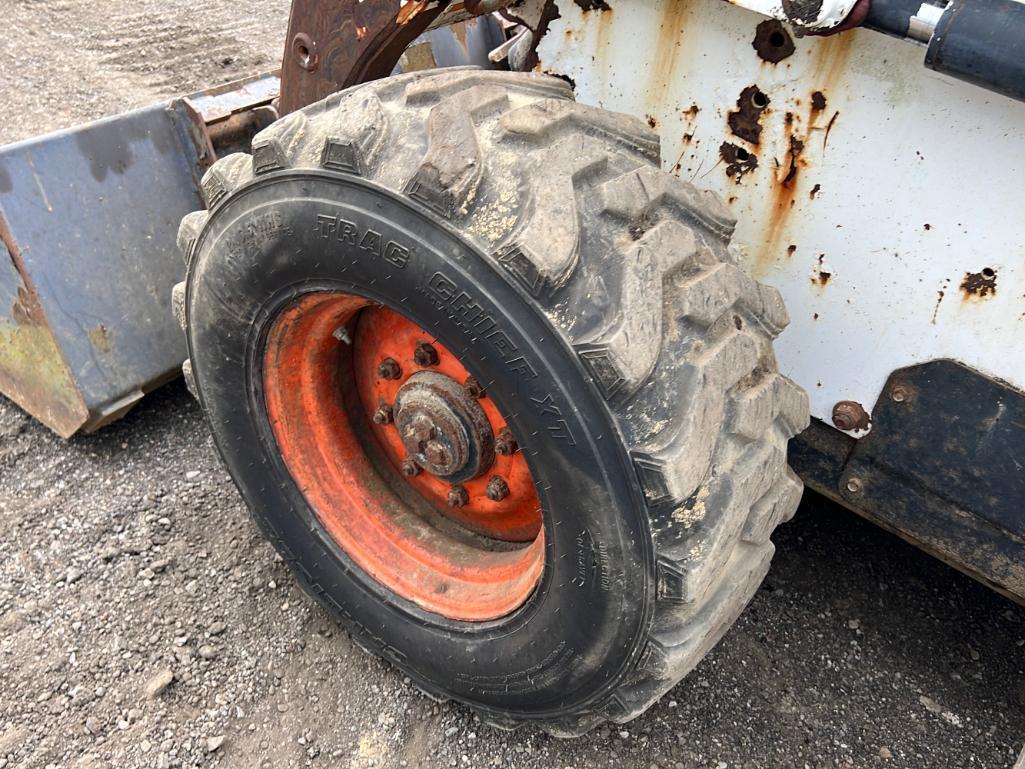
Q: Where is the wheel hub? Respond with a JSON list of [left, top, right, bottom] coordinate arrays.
[[393, 371, 495, 482]]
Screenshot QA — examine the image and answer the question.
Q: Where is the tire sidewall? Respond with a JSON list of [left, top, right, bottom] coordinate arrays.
[[186, 173, 653, 718]]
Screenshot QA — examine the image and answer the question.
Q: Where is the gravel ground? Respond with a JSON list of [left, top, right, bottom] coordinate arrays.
[[2, 2, 1025, 767]]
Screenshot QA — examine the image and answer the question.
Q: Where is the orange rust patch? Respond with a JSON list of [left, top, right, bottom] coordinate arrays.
[[961, 268, 997, 300], [720, 142, 758, 181], [811, 254, 832, 287], [752, 35, 852, 276], [752, 18, 795, 63], [728, 85, 770, 145]]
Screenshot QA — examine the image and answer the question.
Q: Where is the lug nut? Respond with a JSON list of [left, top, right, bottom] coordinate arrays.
[[377, 357, 402, 380], [464, 376, 484, 399], [424, 440, 453, 467], [495, 427, 518, 456], [486, 476, 509, 502], [413, 341, 439, 367], [447, 486, 469, 508], [372, 403, 393, 425], [401, 457, 420, 477]]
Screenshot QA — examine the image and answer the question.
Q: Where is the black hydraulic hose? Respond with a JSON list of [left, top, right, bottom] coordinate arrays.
[[863, 0, 926, 37], [924, 0, 1025, 102], [857, 0, 1025, 103]]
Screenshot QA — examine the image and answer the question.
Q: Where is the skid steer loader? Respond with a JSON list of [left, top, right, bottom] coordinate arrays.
[[1, 0, 1023, 734]]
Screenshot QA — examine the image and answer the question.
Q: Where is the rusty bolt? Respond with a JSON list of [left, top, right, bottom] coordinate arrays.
[[464, 376, 484, 399], [400, 457, 420, 477], [413, 341, 439, 367], [372, 403, 393, 425], [495, 427, 518, 456], [890, 385, 909, 403], [831, 400, 869, 432], [845, 476, 864, 494], [486, 476, 510, 502], [424, 440, 453, 468], [377, 357, 402, 380], [447, 485, 469, 508]]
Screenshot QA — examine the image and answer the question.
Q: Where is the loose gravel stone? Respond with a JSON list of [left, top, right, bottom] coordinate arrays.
[[144, 669, 175, 699]]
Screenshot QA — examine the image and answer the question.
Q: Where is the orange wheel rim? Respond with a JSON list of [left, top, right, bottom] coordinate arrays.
[[262, 292, 544, 622]]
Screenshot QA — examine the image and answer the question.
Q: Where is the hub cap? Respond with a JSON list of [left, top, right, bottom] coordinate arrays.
[[394, 371, 495, 483]]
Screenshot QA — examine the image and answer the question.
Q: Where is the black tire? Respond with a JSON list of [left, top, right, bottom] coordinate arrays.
[[172, 68, 809, 735]]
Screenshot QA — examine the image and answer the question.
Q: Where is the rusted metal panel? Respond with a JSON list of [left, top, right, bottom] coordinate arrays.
[[538, 0, 1025, 441], [0, 102, 207, 436], [0, 215, 88, 436], [277, 1, 510, 114], [278, 0, 447, 114], [792, 360, 1025, 602]]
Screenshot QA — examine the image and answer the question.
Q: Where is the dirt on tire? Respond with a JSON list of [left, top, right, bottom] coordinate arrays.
[[173, 68, 809, 734]]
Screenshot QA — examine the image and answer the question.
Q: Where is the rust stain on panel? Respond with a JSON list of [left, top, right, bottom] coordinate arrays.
[[728, 85, 770, 145], [720, 142, 758, 181], [648, 0, 695, 96], [811, 254, 832, 287], [753, 34, 853, 277], [961, 268, 997, 300], [932, 278, 951, 323], [752, 19, 795, 63]]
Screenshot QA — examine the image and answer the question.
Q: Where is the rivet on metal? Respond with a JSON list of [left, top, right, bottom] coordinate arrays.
[[377, 357, 402, 380], [846, 477, 864, 494], [890, 385, 909, 403], [486, 476, 510, 502], [413, 341, 439, 367], [447, 485, 469, 508]]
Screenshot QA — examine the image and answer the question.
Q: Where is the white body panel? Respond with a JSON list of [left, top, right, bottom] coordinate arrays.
[[539, 0, 1025, 433]]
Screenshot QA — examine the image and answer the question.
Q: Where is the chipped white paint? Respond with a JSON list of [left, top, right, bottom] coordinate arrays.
[[725, 0, 858, 30], [540, 0, 1025, 434]]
